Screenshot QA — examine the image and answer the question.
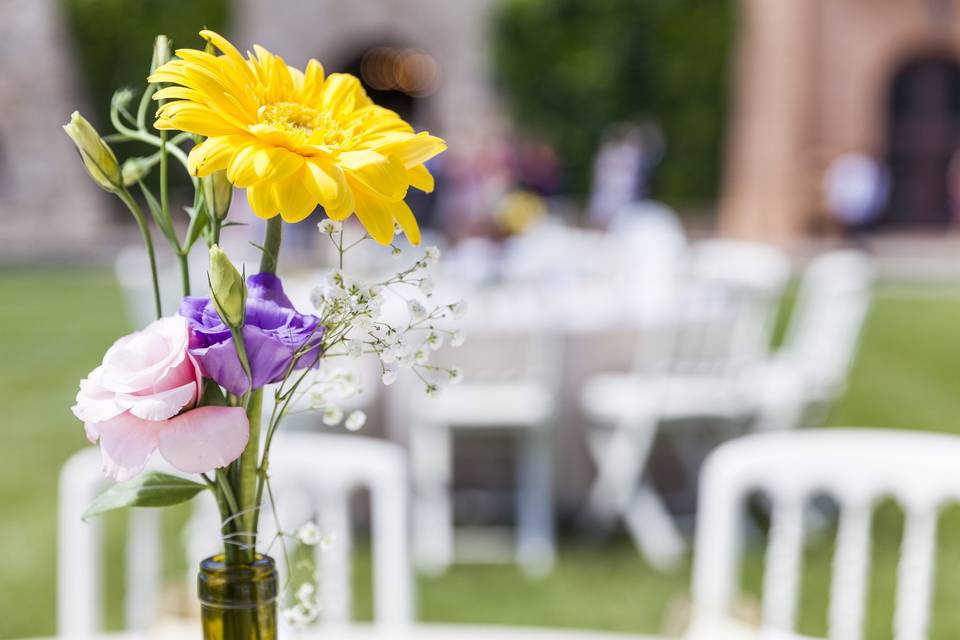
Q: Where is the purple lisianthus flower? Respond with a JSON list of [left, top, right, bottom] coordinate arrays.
[[179, 273, 324, 396]]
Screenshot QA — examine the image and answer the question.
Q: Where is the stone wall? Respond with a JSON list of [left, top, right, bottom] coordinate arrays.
[[0, 0, 108, 258]]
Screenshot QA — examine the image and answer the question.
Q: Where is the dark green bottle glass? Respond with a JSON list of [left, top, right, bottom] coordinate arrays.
[[198, 554, 278, 640]]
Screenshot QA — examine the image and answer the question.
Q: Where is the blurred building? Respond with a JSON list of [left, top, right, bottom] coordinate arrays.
[[721, 0, 960, 242], [0, 0, 105, 258], [234, 0, 500, 147]]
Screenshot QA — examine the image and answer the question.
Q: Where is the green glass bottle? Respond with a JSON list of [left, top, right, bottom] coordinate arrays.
[[198, 554, 278, 640]]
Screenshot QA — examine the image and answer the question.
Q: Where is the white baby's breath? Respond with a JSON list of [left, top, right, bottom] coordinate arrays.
[[322, 406, 343, 426], [296, 521, 323, 546], [408, 299, 428, 321], [318, 219, 342, 235], [345, 410, 367, 431], [381, 367, 398, 385]]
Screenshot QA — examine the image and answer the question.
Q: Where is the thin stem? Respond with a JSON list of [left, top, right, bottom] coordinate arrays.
[[238, 388, 263, 535], [136, 85, 153, 130], [117, 190, 162, 319], [259, 217, 282, 274], [178, 253, 191, 297]]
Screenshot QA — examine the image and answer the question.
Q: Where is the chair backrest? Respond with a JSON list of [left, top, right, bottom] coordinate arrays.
[[780, 250, 873, 398], [58, 447, 167, 635], [668, 240, 790, 375], [691, 429, 960, 640], [186, 432, 412, 628], [59, 433, 412, 635]]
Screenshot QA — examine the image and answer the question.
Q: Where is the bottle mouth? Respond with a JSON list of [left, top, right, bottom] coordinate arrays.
[[198, 554, 278, 609]]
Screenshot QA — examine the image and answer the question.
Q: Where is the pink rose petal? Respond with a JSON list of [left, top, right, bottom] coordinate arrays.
[[118, 380, 198, 421], [94, 413, 163, 482], [157, 406, 250, 474]]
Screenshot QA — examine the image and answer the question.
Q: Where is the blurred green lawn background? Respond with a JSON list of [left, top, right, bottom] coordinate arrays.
[[3, 269, 960, 639]]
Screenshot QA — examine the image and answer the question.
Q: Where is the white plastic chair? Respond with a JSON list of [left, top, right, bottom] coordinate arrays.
[[404, 294, 561, 578], [58, 433, 412, 635], [581, 239, 791, 571], [58, 447, 169, 635], [691, 429, 960, 640], [754, 250, 873, 432]]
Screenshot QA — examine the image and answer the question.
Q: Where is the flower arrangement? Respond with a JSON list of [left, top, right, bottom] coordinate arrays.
[[64, 30, 456, 636]]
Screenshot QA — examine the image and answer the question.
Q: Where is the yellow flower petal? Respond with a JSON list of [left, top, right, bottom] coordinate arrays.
[[227, 144, 263, 188], [253, 147, 304, 182], [407, 164, 435, 193], [275, 170, 318, 223], [391, 200, 421, 246], [304, 161, 352, 219], [299, 59, 326, 105], [187, 136, 250, 177], [320, 73, 364, 114], [350, 183, 397, 245], [247, 182, 279, 219], [378, 133, 447, 168], [155, 102, 243, 137], [339, 150, 407, 200]]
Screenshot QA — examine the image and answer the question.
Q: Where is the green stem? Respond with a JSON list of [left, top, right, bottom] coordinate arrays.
[[177, 253, 191, 297], [117, 190, 162, 319], [259, 217, 282, 274], [215, 469, 244, 564], [237, 388, 263, 552]]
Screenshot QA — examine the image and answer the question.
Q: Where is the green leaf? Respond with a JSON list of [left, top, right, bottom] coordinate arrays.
[[83, 472, 207, 520], [200, 379, 228, 406], [137, 180, 178, 247], [184, 202, 210, 252]]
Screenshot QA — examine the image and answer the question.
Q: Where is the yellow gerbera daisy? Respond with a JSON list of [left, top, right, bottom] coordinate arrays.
[[149, 30, 446, 245]]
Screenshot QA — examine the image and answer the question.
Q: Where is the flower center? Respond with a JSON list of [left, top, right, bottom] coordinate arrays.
[[258, 101, 324, 135]]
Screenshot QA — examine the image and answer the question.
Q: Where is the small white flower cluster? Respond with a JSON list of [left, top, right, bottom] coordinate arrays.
[[301, 368, 367, 431], [282, 580, 321, 627], [281, 521, 336, 627], [309, 237, 466, 398]]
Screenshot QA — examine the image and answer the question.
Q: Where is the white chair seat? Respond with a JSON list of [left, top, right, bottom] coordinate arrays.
[[416, 381, 554, 428], [581, 373, 751, 424]]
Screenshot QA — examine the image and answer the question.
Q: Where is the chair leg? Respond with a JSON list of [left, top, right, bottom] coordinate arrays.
[[516, 426, 556, 578], [585, 419, 685, 571], [585, 420, 657, 519], [318, 491, 352, 626], [58, 451, 104, 636], [125, 508, 161, 630], [623, 484, 686, 572], [411, 424, 453, 575]]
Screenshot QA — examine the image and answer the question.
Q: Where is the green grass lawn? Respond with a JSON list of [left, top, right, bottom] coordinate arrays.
[[3, 270, 960, 639]]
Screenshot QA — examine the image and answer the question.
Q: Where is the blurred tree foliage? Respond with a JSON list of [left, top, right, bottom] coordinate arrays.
[[493, 0, 734, 206], [61, 0, 230, 128]]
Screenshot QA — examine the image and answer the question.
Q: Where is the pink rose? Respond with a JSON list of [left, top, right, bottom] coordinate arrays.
[[72, 316, 249, 481]]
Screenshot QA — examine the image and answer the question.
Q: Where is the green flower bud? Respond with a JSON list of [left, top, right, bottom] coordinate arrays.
[[151, 35, 172, 74], [209, 245, 245, 328], [62, 111, 123, 193], [111, 87, 135, 111], [202, 170, 233, 220], [121, 156, 155, 186]]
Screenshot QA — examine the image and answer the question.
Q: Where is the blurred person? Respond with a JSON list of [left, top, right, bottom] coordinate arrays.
[[824, 152, 890, 232], [947, 148, 960, 226], [513, 138, 563, 196], [435, 133, 514, 241], [587, 122, 664, 227]]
